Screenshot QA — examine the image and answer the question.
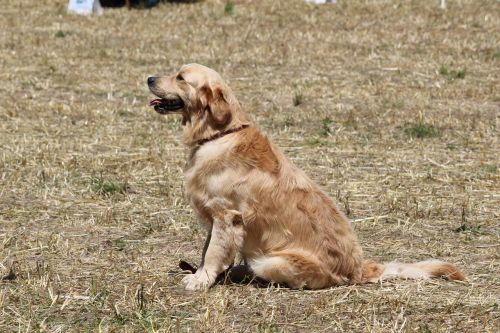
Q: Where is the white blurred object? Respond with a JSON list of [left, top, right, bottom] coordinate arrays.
[[305, 0, 337, 4], [68, 0, 103, 15], [441, 0, 446, 9]]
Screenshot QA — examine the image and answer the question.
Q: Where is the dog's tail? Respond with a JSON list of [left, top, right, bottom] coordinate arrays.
[[361, 259, 465, 283]]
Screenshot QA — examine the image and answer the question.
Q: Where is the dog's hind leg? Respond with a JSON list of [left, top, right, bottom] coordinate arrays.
[[249, 250, 346, 289]]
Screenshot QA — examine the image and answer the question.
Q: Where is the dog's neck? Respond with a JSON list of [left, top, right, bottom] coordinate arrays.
[[183, 97, 251, 147], [195, 124, 249, 146]]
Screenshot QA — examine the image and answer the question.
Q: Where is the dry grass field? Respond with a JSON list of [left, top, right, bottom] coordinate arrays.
[[1, 0, 499, 331]]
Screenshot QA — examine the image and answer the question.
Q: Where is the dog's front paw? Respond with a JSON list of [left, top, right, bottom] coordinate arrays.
[[182, 271, 216, 291]]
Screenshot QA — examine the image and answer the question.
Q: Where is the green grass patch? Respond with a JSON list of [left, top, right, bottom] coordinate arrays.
[[454, 224, 483, 234], [54, 30, 73, 38], [293, 90, 304, 106], [307, 136, 334, 147], [106, 238, 126, 251], [224, 1, 235, 15], [482, 164, 497, 173], [404, 122, 441, 138], [319, 117, 333, 136], [308, 137, 322, 146], [92, 177, 128, 196], [439, 65, 466, 80], [282, 116, 295, 128]]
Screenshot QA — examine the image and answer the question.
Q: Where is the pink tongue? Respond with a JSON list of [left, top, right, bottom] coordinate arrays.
[[149, 99, 162, 106]]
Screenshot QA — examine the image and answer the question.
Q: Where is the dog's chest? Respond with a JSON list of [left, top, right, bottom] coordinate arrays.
[[184, 139, 237, 207]]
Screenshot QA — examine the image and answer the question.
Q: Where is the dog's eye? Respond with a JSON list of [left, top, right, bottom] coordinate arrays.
[[176, 74, 184, 81]]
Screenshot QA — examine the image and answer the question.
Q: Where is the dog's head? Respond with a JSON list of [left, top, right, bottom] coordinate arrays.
[[147, 64, 249, 146]]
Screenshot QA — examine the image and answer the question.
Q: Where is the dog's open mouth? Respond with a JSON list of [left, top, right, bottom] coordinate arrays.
[[149, 98, 185, 114]]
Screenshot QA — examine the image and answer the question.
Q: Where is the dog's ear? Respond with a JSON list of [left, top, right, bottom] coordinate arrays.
[[198, 84, 232, 127]]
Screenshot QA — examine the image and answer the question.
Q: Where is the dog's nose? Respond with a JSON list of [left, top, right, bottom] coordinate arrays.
[[147, 76, 156, 86]]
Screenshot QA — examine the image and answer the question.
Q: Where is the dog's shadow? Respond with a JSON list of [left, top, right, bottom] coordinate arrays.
[[179, 261, 284, 289]]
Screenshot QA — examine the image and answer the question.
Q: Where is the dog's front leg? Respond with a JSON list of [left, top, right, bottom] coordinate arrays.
[[199, 231, 211, 268], [182, 208, 245, 291]]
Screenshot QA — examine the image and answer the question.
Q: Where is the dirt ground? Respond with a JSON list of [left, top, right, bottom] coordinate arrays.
[[0, 0, 498, 332]]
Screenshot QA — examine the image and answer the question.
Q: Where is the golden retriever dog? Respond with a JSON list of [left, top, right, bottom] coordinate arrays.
[[147, 64, 464, 290]]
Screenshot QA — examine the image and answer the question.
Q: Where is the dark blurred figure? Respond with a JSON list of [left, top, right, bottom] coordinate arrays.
[[100, 0, 160, 8]]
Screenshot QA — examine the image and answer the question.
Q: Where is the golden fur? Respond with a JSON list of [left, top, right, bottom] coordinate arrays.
[[147, 64, 465, 290]]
